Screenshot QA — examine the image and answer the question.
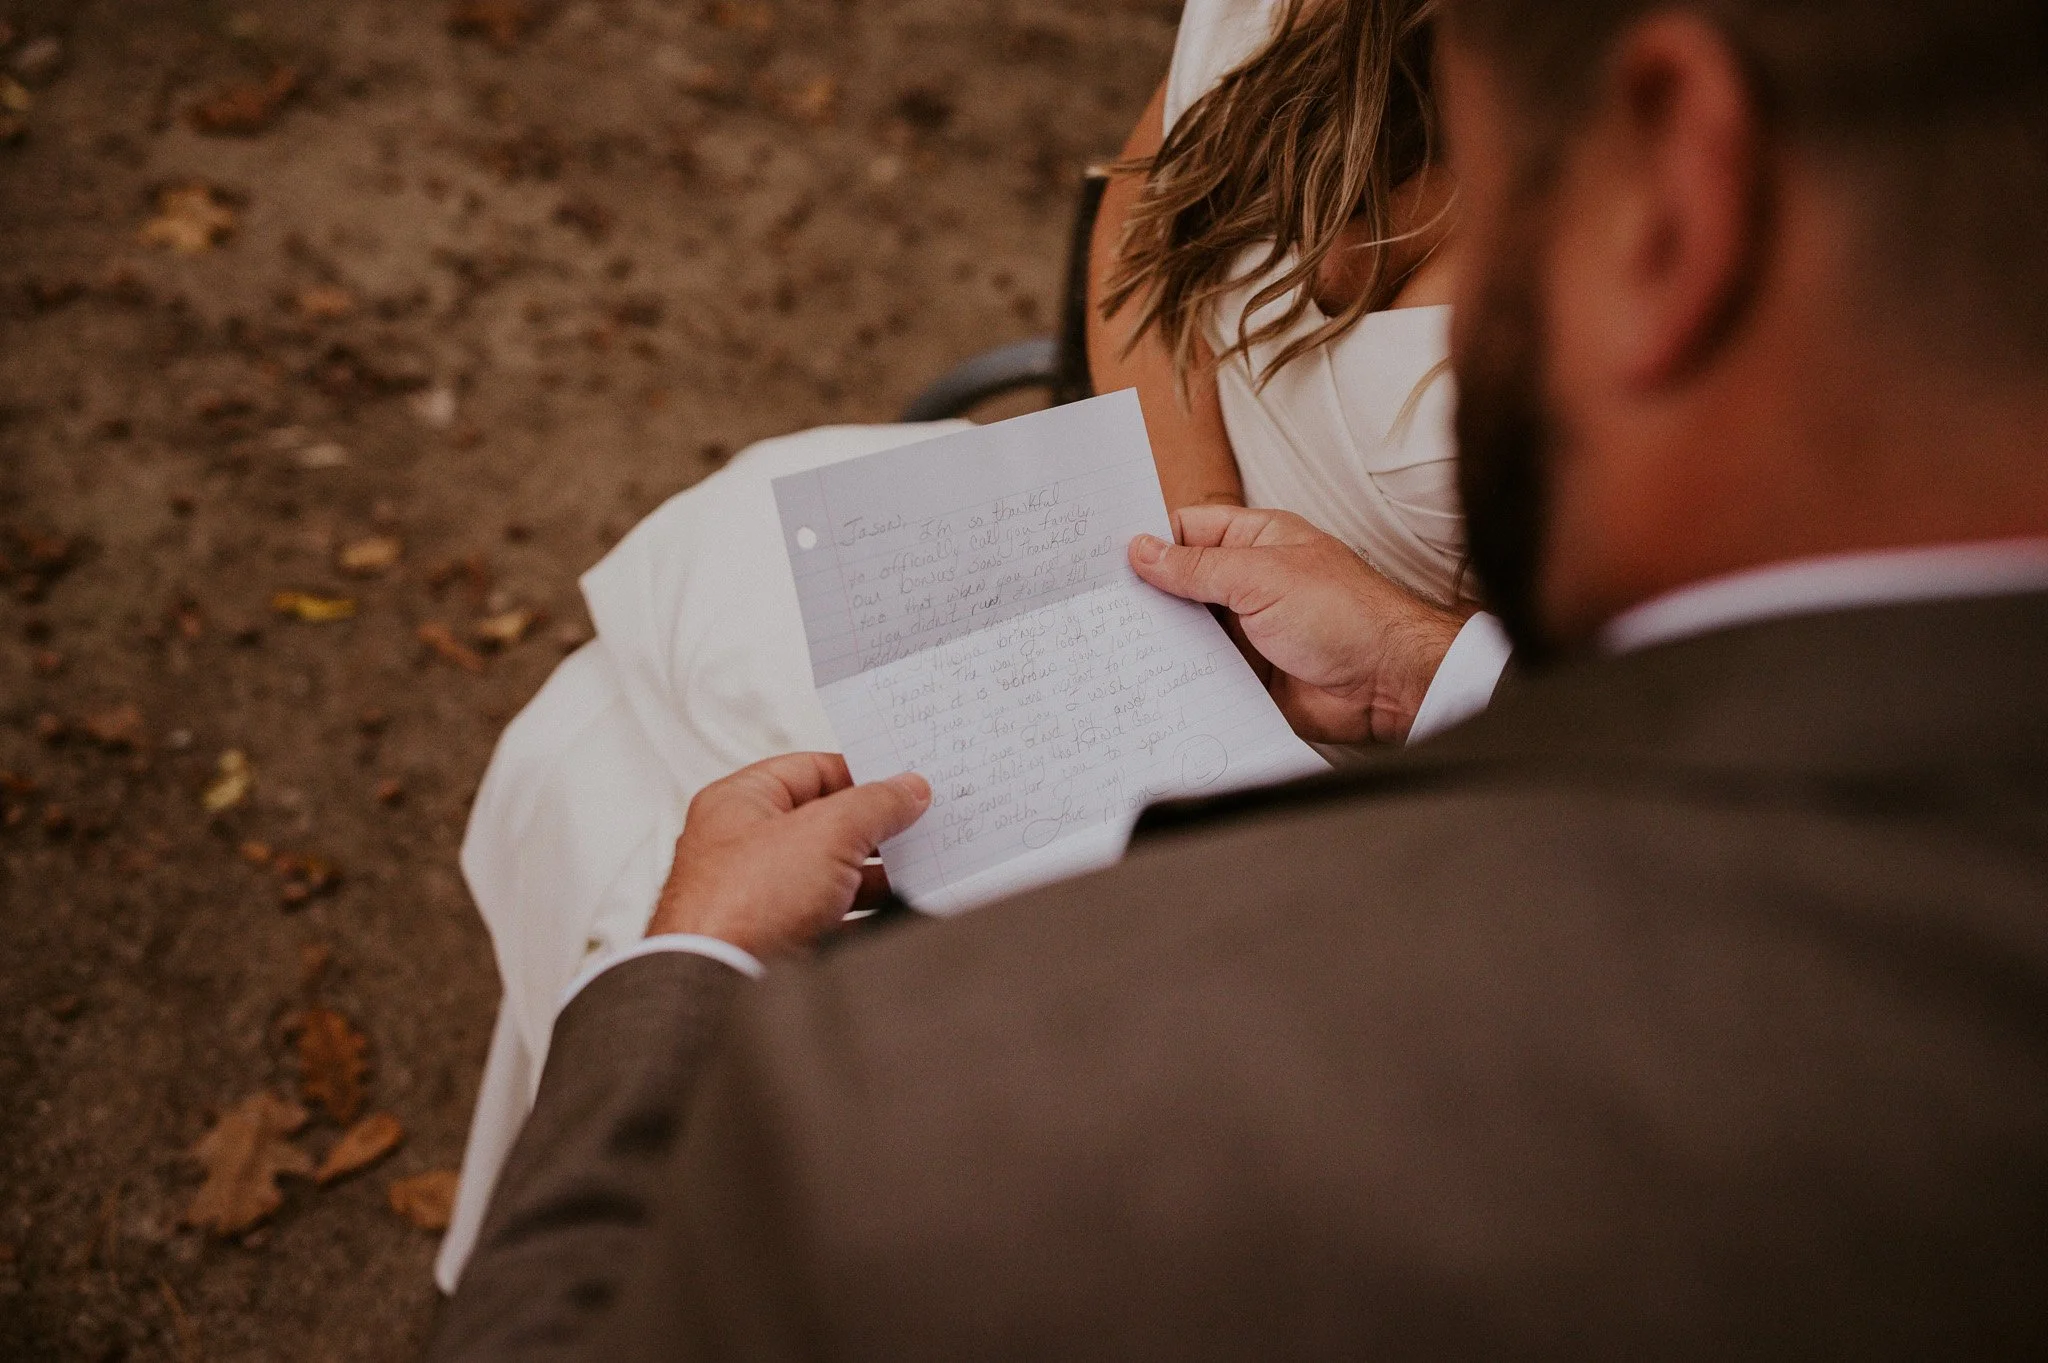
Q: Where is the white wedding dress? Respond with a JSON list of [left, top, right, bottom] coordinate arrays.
[[435, 0, 1466, 1289]]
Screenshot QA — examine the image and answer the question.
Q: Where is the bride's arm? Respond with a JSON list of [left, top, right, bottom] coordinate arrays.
[[1087, 79, 1248, 515]]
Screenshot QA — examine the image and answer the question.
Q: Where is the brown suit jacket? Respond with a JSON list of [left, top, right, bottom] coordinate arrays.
[[430, 594, 2048, 1360]]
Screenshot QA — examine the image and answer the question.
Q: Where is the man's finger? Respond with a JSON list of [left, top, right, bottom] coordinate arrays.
[[1129, 536, 1281, 615], [732, 751, 856, 812], [806, 772, 932, 857], [1171, 502, 1254, 549], [1173, 503, 1315, 551]]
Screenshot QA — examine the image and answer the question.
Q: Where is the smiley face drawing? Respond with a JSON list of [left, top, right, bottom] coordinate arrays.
[[1175, 735, 1228, 789]]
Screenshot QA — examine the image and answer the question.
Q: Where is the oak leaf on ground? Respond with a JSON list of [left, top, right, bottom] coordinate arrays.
[[337, 535, 403, 576], [183, 1092, 313, 1235], [427, 554, 494, 607], [418, 621, 486, 672], [317, 1112, 405, 1184], [768, 74, 837, 125], [291, 1006, 369, 1125], [140, 185, 237, 255], [82, 703, 144, 749], [474, 607, 539, 649], [298, 285, 355, 321], [202, 749, 253, 813], [271, 591, 357, 623], [188, 66, 300, 135], [275, 851, 343, 907], [388, 1169, 460, 1230]]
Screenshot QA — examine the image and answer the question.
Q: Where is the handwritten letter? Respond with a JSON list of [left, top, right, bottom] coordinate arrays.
[[773, 391, 1327, 913]]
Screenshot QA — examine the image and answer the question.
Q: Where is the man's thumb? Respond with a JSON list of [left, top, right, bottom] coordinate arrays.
[[1130, 535, 1261, 611], [820, 772, 931, 854]]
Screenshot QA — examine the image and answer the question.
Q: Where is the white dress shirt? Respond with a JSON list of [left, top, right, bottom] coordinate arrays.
[[574, 539, 2048, 997], [1411, 538, 2048, 742]]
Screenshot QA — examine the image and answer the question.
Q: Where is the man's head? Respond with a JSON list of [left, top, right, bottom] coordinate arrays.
[[1438, 0, 2048, 658]]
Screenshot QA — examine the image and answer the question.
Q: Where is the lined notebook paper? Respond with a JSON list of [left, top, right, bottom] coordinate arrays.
[[772, 390, 1328, 914]]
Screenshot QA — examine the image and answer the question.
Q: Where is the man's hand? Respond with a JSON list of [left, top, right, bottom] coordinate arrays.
[[1130, 506, 1468, 745], [648, 753, 931, 957]]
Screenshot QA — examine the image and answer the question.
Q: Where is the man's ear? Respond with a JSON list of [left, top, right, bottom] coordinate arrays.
[[1573, 14, 1767, 388]]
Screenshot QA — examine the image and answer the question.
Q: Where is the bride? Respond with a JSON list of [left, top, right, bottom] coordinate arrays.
[[439, 0, 1470, 1286]]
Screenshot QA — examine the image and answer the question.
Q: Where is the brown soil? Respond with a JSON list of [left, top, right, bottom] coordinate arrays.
[[0, 1, 1170, 1356]]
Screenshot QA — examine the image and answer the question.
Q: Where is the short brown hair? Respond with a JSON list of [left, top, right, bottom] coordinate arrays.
[[1442, 0, 2048, 359]]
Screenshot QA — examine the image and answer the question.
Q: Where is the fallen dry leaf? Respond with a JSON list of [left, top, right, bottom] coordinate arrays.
[[82, 703, 145, 750], [8, 525, 75, 572], [297, 284, 355, 320], [275, 851, 343, 907], [140, 185, 238, 255], [292, 1007, 369, 1125], [183, 1093, 313, 1235], [773, 75, 837, 125], [317, 1112, 404, 1184], [202, 749, 253, 813], [26, 276, 84, 311], [449, 0, 539, 50], [427, 554, 494, 607], [474, 607, 539, 649], [418, 622, 486, 673], [705, 0, 774, 33], [411, 385, 459, 428], [553, 194, 614, 243], [11, 35, 64, 85], [188, 66, 300, 135], [388, 1169, 460, 1231], [271, 591, 357, 623], [337, 535, 403, 576]]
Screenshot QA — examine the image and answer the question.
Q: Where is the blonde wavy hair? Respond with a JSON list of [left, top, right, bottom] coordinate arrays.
[[1102, 0, 1444, 387]]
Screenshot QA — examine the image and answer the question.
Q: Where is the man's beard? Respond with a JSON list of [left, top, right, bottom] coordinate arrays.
[[1453, 207, 1560, 664]]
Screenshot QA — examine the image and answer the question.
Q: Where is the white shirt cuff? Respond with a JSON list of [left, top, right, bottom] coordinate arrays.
[[1408, 612, 1512, 744], [558, 934, 766, 1011]]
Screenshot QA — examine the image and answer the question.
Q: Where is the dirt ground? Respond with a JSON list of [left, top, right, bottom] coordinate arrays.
[[0, 1, 1171, 1356]]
